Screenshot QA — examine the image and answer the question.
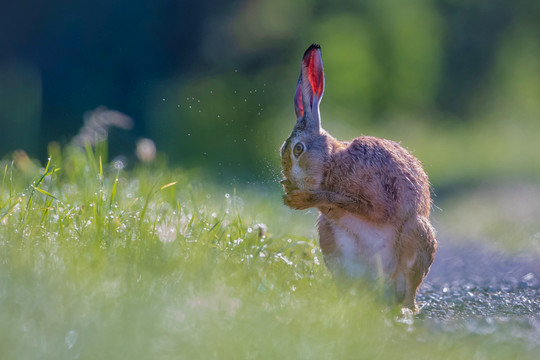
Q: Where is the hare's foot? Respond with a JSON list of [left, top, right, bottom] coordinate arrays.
[[394, 215, 437, 311]]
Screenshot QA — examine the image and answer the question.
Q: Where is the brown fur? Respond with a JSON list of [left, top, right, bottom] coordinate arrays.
[[281, 45, 437, 311]]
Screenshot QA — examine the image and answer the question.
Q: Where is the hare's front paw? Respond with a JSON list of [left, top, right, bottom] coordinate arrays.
[[283, 190, 317, 210], [279, 178, 298, 194]]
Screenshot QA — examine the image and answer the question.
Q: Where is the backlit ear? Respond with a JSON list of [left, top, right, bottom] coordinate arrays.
[[300, 44, 324, 131], [294, 73, 304, 119]]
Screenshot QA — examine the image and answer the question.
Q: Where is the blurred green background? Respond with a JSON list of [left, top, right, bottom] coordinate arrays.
[[2, 0, 540, 190], [1, 3, 540, 356]]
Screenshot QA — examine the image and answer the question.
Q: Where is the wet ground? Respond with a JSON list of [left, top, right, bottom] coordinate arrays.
[[417, 243, 540, 346]]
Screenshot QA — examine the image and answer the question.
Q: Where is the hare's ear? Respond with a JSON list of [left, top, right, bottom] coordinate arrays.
[[294, 73, 304, 119], [300, 44, 324, 132]]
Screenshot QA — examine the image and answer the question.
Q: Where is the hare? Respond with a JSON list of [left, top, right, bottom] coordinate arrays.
[[280, 44, 437, 311]]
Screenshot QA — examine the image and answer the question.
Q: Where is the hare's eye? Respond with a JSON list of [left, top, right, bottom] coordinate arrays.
[[293, 142, 304, 158]]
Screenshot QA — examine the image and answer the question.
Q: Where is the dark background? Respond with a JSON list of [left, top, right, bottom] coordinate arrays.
[[2, 0, 540, 186]]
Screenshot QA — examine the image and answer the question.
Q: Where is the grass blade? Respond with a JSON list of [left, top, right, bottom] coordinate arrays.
[[138, 182, 157, 227], [160, 181, 177, 191], [31, 185, 58, 200], [84, 142, 98, 176], [0, 197, 21, 223], [110, 171, 119, 208], [0, 164, 7, 207], [99, 156, 104, 187]]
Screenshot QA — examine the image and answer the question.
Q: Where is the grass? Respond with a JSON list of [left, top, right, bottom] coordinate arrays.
[[0, 144, 537, 359]]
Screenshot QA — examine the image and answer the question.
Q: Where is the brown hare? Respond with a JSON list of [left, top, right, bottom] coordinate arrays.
[[280, 44, 437, 311]]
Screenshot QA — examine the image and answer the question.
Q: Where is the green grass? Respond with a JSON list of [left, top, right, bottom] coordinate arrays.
[[0, 145, 536, 359]]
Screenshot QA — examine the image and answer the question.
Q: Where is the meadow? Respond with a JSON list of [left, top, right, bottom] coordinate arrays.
[[4, 0, 540, 358], [0, 144, 538, 360]]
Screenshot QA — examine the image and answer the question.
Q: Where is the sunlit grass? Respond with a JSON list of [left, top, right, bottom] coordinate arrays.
[[0, 145, 536, 359]]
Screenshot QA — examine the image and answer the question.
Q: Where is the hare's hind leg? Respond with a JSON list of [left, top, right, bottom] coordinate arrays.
[[393, 215, 437, 311]]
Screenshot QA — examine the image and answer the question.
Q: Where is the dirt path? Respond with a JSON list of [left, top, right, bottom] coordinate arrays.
[[417, 243, 540, 347]]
